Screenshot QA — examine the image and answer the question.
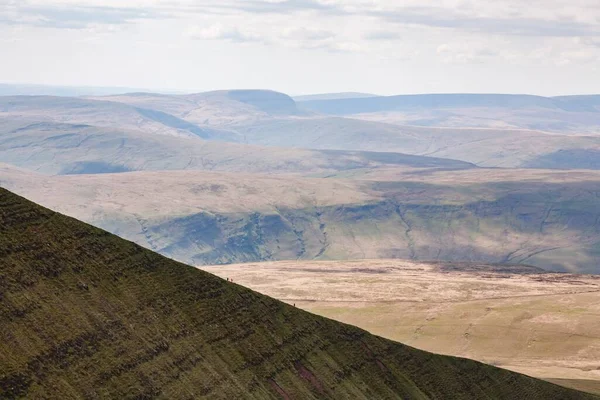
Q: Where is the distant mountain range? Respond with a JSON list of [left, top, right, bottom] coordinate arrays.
[[2, 90, 600, 170], [2, 88, 600, 274], [293, 92, 379, 101], [3, 164, 600, 274], [0, 83, 181, 97], [298, 93, 600, 134], [300, 93, 600, 113], [3, 85, 600, 396]]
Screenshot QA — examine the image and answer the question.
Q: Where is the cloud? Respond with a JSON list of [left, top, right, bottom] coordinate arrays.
[[528, 41, 600, 66], [195, 0, 346, 15], [436, 42, 501, 64], [582, 37, 600, 48], [3, 0, 600, 96], [185, 23, 359, 55], [325, 41, 364, 52], [186, 20, 339, 49], [370, 6, 600, 37], [173, 1, 600, 38], [187, 23, 260, 42], [286, 37, 364, 52], [363, 30, 401, 41], [0, 4, 161, 29], [282, 26, 334, 41], [6, 1, 600, 40], [3, 0, 600, 64]]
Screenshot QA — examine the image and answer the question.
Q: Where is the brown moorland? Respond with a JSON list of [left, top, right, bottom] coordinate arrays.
[[202, 259, 600, 395]]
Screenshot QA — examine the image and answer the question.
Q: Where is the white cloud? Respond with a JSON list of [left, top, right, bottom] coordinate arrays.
[[187, 23, 260, 43], [1, 0, 600, 95], [364, 30, 401, 40], [282, 27, 334, 41], [436, 42, 501, 64]]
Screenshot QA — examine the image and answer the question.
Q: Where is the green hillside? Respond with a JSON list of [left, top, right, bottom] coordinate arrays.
[[0, 188, 595, 399]]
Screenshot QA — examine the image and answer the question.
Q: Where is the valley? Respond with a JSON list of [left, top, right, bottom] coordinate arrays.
[[2, 165, 599, 273]]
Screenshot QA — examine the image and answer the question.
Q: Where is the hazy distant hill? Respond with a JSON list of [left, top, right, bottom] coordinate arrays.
[[0, 95, 229, 138], [0, 119, 473, 175], [299, 93, 600, 134], [523, 149, 600, 169], [294, 92, 379, 101], [91, 90, 304, 127], [299, 93, 600, 114], [0, 187, 594, 399], [2, 91, 593, 170], [81, 91, 600, 168], [3, 165, 600, 274], [553, 95, 600, 109], [6, 91, 600, 142], [0, 83, 160, 97], [302, 93, 563, 112], [226, 117, 600, 168]]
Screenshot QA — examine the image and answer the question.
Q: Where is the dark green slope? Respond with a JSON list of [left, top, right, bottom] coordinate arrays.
[[0, 188, 595, 400]]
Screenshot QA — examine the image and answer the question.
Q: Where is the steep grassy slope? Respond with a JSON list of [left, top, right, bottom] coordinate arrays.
[[3, 167, 599, 273], [1, 188, 595, 399]]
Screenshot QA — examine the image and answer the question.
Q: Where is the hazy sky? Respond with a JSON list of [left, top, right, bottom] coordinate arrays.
[[1, 0, 600, 95]]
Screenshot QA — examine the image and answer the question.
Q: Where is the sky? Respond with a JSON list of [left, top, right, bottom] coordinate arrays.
[[1, 0, 600, 96]]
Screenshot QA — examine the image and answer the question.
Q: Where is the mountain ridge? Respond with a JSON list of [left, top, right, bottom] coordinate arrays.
[[0, 187, 596, 399], [0, 119, 474, 176], [2, 166, 600, 274]]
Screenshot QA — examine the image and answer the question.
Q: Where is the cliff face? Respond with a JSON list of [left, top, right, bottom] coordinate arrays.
[[0, 187, 595, 399]]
